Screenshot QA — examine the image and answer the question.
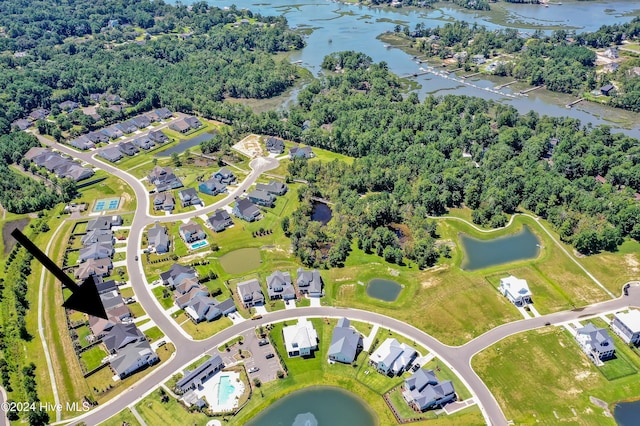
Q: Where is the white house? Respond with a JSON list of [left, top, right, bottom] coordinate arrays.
[[498, 276, 532, 307], [282, 318, 318, 358], [611, 310, 640, 345], [576, 322, 615, 363], [369, 338, 416, 376]]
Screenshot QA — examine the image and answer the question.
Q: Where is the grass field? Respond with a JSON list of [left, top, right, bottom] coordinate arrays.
[[473, 327, 640, 425], [99, 408, 141, 426], [80, 346, 108, 371], [135, 390, 211, 425], [144, 326, 165, 342]]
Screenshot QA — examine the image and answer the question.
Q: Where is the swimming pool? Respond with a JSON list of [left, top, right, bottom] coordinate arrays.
[[93, 197, 120, 212], [217, 375, 235, 406], [190, 240, 209, 250]]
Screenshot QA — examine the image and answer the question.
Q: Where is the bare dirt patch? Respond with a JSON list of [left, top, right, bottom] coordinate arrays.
[[387, 267, 400, 277], [574, 370, 593, 381], [625, 254, 640, 273], [421, 278, 440, 289], [232, 134, 263, 158], [337, 284, 355, 298]]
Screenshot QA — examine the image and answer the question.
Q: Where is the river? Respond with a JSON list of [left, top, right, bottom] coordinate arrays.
[[174, 0, 640, 136]]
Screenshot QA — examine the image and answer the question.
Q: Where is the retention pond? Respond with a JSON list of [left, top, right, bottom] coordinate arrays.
[[460, 225, 541, 271], [367, 278, 402, 302]]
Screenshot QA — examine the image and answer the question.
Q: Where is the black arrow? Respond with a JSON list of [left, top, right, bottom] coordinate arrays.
[[11, 229, 108, 319]]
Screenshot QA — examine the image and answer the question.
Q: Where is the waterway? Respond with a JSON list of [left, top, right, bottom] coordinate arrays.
[[614, 399, 640, 426], [246, 386, 378, 426], [175, 0, 640, 136], [367, 278, 402, 302], [459, 225, 541, 271], [155, 132, 216, 157]]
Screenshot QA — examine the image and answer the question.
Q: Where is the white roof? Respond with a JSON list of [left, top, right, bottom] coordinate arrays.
[[615, 310, 640, 332], [283, 318, 318, 354], [500, 275, 532, 297]]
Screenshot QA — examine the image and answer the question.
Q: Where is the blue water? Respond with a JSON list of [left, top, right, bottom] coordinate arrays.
[[460, 226, 541, 271], [218, 375, 235, 405], [190, 240, 208, 249], [156, 132, 216, 157], [615, 399, 640, 426], [367, 278, 402, 302]]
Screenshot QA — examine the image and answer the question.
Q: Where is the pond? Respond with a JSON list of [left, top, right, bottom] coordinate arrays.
[[246, 386, 378, 426], [155, 132, 216, 157], [219, 247, 261, 274], [367, 278, 402, 302], [614, 399, 640, 426], [459, 225, 541, 271], [311, 202, 332, 225], [2, 218, 30, 254]]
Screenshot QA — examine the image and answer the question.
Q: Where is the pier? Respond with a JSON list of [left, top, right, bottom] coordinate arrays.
[[565, 98, 584, 109], [519, 85, 544, 95], [496, 81, 517, 90], [462, 72, 481, 79]]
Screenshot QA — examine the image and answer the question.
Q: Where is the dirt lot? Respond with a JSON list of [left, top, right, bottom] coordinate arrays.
[[232, 134, 263, 158]]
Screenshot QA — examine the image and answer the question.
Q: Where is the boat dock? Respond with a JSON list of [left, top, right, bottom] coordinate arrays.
[[565, 98, 584, 109]]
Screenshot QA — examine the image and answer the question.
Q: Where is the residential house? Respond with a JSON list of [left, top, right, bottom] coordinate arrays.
[[160, 264, 197, 288], [611, 310, 640, 345], [117, 141, 139, 156], [213, 168, 236, 184], [148, 130, 169, 144], [296, 268, 323, 297], [282, 318, 318, 357], [206, 209, 233, 232], [69, 135, 95, 151], [199, 178, 226, 196], [102, 126, 124, 140], [86, 131, 109, 144], [133, 136, 155, 150], [87, 215, 121, 231], [79, 241, 114, 262], [328, 318, 362, 364], [289, 146, 314, 159], [147, 223, 170, 254], [175, 284, 209, 310], [110, 340, 158, 379], [11, 119, 32, 131], [100, 290, 126, 311], [23, 147, 49, 162], [369, 338, 417, 376], [106, 304, 132, 322], [28, 109, 49, 121], [185, 296, 223, 323], [214, 297, 237, 316], [604, 62, 619, 73], [600, 84, 615, 96], [153, 192, 175, 211], [603, 47, 619, 59], [130, 115, 151, 129], [81, 229, 113, 245], [169, 119, 191, 133], [233, 198, 261, 222], [402, 368, 456, 411], [498, 276, 532, 307], [576, 322, 615, 362], [472, 54, 486, 65], [117, 120, 138, 134], [102, 322, 145, 354], [75, 258, 112, 280], [154, 108, 173, 120], [248, 189, 275, 207], [178, 188, 202, 207], [59, 100, 79, 111], [88, 315, 117, 339], [265, 137, 285, 154], [256, 181, 288, 196], [185, 116, 202, 129], [179, 221, 206, 243], [148, 166, 183, 192], [236, 279, 265, 308], [144, 111, 159, 123], [99, 147, 123, 162], [266, 271, 296, 301], [95, 278, 118, 294], [176, 355, 224, 393]]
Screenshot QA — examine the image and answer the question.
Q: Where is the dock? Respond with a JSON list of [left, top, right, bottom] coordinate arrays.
[[565, 98, 584, 109], [519, 85, 543, 95], [496, 81, 517, 90], [462, 72, 481, 79]]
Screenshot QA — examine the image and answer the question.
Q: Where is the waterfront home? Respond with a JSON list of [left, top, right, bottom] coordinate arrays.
[[328, 318, 362, 364], [233, 198, 261, 222], [611, 310, 640, 345], [369, 338, 417, 376], [148, 130, 169, 143], [266, 271, 296, 301], [248, 189, 275, 207], [283, 318, 318, 358], [403, 368, 456, 411], [600, 84, 615, 96], [169, 118, 192, 133], [576, 322, 615, 363], [236, 279, 265, 308], [179, 221, 206, 243], [133, 136, 155, 150], [256, 181, 288, 196], [498, 276, 532, 307]]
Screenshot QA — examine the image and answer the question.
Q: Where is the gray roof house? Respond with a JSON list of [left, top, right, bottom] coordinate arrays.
[[248, 189, 275, 207], [130, 115, 151, 129], [148, 166, 183, 192], [59, 100, 79, 111], [256, 181, 288, 196], [87, 215, 121, 231], [265, 137, 285, 154], [236, 279, 265, 308], [28, 108, 49, 121], [179, 221, 206, 243], [600, 84, 615, 96], [148, 130, 169, 143], [117, 120, 138, 134], [95, 278, 118, 294], [176, 355, 224, 393], [175, 284, 209, 309], [153, 192, 175, 211], [154, 108, 173, 120], [160, 263, 197, 288], [147, 223, 170, 254], [233, 198, 261, 222], [214, 297, 237, 316], [117, 141, 139, 156], [289, 146, 314, 159], [102, 126, 124, 139], [69, 135, 95, 150], [185, 116, 202, 129], [86, 131, 109, 144], [169, 119, 191, 133], [110, 340, 158, 379], [296, 268, 323, 297], [369, 338, 417, 376], [11, 119, 32, 131], [206, 209, 233, 232], [611, 310, 640, 346], [103, 323, 145, 354], [81, 229, 113, 246], [75, 258, 112, 280], [199, 178, 226, 196], [328, 318, 362, 364], [178, 188, 202, 207], [185, 296, 223, 323], [403, 368, 456, 411], [100, 290, 125, 311], [576, 322, 615, 362], [99, 147, 124, 162], [266, 271, 296, 301], [79, 241, 114, 262], [213, 167, 236, 184], [133, 135, 155, 150]]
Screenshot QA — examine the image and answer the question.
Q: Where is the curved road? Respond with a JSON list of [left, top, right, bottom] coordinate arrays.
[[35, 136, 640, 426]]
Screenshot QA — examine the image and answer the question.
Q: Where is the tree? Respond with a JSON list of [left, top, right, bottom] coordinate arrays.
[[171, 152, 182, 167]]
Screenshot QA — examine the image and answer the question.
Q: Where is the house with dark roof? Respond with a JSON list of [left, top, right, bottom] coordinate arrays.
[[402, 368, 456, 411], [148, 166, 183, 192], [160, 264, 197, 288], [370, 338, 417, 376], [153, 192, 175, 211], [147, 223, 170, 254], [265, 137, 285, 154], [213, 167, 236, 184], [11, 119, 32, 131], [236, 279, 265, 308], [206, 209, 233, 232], [296, 268, 323, 297], [95, 278, 118, 295], [99, 147, 123, 162], [611, 310, 640, 346], [600, 84, 615, 96], [199, 178, 226, 196], [133, 135, 155, 150], [102, 126, 124, 139], [328, 318, 362, 364], [185, 296, 223, 323], [266, 271, 296, 301], [178, 188, 202, 207], [176, 355, 224, 393], [179, 221, 206, 243], [148, 130, 169, 143], [86, 131, 109, 144], [117, 120, 138, 134], [28, 109, 49, 121], [576, 322, 615, 363], [110, 340, 158, 379], [144, 111, 159, 123], [24, 147, 49, 162], [248, 189, 275, 207], [154, 108, 173, 120], [70, 135, 95, 151], [75, 258, 112, 280], [117, 141, 139, 156], [79, 241, 114, 262], [81, 229, 113, 246], [103, 323, 145, 354], [214, 297, 237, 316], [233, 198, 261, 222], [185, 116, 202, 129], [87, 215, 121, 231], [289, 146, 314, 159], [130, 115, 151, 129], [256, 181, 288, 196], [100, 290, 126, 311], [175, 283, 209, 309], [169, 119, 191, 133], [59, 100, 79, 111]]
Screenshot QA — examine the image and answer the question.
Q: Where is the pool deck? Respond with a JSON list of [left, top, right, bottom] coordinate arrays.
[[193, 371, 244, 413]]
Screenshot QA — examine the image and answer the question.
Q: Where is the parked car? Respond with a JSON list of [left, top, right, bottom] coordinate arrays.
[[134, 255, 139, 261], [248, 367, 259, 373], [258, 339, 269, 346], [265, 353, 274, 359], [411, 363, 420, 372]]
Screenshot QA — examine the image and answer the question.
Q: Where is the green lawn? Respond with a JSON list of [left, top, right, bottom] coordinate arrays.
[[128, 302, 146, 318], [152, 286, 175, 309], [75, 325, 94, 348], [119, 287, 135, 299], [135, 391, 211, 426], [80, 346, 107, 372], [99, 408, 141, 426], [180, 315, 233, 340], [144, 326, 165, 342]]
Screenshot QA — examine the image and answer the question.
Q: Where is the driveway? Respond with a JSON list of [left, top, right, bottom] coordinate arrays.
[[237, 329, 283, 384]]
